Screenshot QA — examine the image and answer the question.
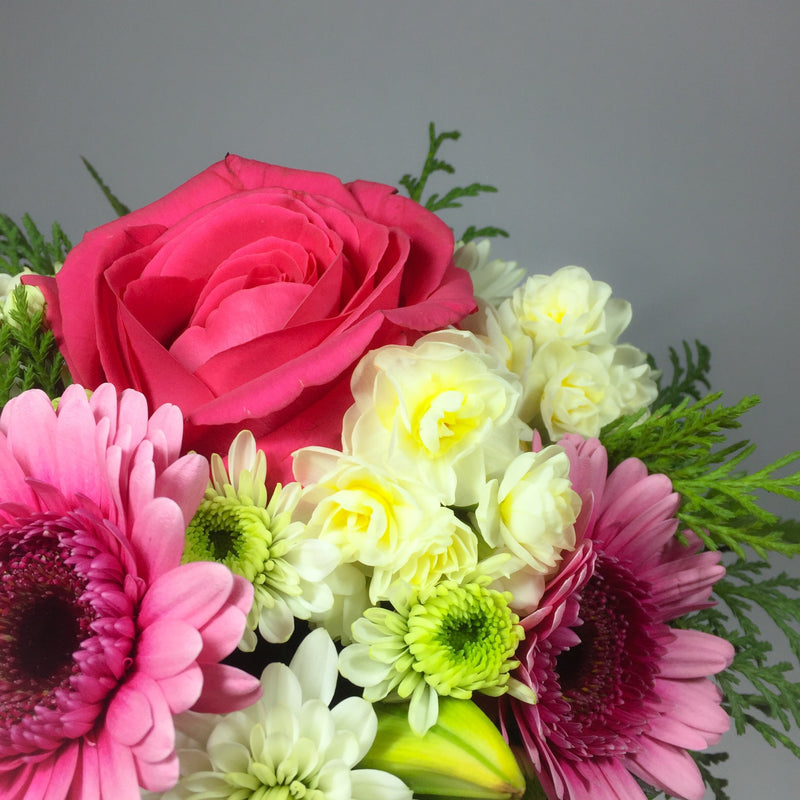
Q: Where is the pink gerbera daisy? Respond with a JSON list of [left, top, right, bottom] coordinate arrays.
[[0, 385, 261, 800], [501, 435, 734, 800]]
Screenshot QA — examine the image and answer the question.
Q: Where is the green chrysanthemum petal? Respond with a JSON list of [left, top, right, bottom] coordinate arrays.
[[184, 494, 275, 582]]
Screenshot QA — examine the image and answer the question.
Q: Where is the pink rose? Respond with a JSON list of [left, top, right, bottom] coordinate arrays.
[[29, 155, 475, 484]]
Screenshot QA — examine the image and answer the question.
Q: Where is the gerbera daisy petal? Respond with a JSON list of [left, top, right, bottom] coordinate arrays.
[[627, 736, 706, 800], [192, 664, 263, 713], [657, 629, 735, 678], [502, 437, 732, 800], [0, 384, 256, 799]]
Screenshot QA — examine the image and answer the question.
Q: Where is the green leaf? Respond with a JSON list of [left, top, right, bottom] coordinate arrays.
[[652, 339, 712, 408], [0, 212, 71, 275], [399, 123, 508, 242], [0, 285, 71, 407], [601, 392, 800, 558], [81, 156, 131, 217], [678, 558, 800, 762]]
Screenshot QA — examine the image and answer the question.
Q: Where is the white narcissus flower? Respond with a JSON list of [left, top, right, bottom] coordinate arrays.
[[453, 239, 526, 304], [343, 329, 529, 506], [294, 447, 478, 605], [525, 340, 618, 439], [183, 430, 340, 649], [504, 265, 633, 350], [160, 628, 412, 800], [476, 445, 580, 576]]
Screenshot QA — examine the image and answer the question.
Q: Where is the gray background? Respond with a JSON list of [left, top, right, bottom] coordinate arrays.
[[1, 1, 798, 796]]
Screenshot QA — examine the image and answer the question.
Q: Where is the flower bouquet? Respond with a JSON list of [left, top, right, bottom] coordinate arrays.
[[0, 125, 798, 800]]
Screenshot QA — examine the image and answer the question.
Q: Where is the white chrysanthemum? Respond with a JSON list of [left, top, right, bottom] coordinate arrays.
[[503, 266, 632, 350], [161, 629, 412, 800], [476, 445, 580, 576], [294, 447, 479, 605], [184, 430, 339, 649], [343, 329, 529, 506], [453, 239, 526, 304]]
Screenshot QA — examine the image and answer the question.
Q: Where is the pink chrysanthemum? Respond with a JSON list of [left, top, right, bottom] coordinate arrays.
[[0, 385, 261, 800], [501, 435, 734, 800]]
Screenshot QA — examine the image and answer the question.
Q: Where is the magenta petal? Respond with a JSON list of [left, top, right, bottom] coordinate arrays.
[[138, 562, 234, 629], [156, 663, 204, 714], [627, 736, 706, 800], [96, 728, 141, 800], [656, 629, 735, 678], [193, 663, 262, 713], [105, 681, 154, 747], [129, 497, 186, 583], [137, 618, 203, 679]]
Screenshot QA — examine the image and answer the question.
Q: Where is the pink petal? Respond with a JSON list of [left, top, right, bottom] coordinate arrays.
[[652, 676, 731, 744], [153, 453, 209, 526], [137, 618, 203, 679], [138, 561, 234, 630], [627, 735, 706, 800], [133, 750, 179, 793], [657, 629, 735, 679], [560, 757, 645, 800], [156, 663, 204, 714], [96, 727, 141, 800], [105, 680, 154, 748], [129, 497, 187, 583], [192, 663, 262, 713]]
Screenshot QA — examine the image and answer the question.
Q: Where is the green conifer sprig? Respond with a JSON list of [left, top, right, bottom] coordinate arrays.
[[399, 123, 509, 243], [0, 212, 71, 276], [0, 285, 70, 406], [675, 558, 800, 761], [652, 339, 712, 408], [602, 392, 800, 557]]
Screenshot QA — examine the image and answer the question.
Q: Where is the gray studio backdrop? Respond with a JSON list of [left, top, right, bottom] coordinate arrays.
[[2, 2, 798, 797]]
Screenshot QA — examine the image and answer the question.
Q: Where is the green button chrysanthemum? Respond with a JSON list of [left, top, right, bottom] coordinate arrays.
[[183, 431, 339, 649], [339, 576, 525, 735]]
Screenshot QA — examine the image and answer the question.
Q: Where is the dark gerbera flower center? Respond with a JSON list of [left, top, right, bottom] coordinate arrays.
[[0, 528, 96, 727], [554, 553, 665, 757]]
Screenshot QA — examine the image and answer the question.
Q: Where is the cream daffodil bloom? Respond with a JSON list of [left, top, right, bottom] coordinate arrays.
[[476, 445, 580, 577], [342, 329, 529, 506], [505, 265, 633, 350], [293, 447, 478, 605]]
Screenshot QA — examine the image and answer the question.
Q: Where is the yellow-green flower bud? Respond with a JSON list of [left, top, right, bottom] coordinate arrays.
[[362, 697, 525, 799]]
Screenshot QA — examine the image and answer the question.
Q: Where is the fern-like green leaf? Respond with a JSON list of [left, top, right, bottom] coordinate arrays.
[[653, 339, 712, 407], [82, 156, 131, 217], [602, 393, 800, 557], [399, 122, 508, 241], [0, 285, 71, 407], [0, 213, 71, 275]]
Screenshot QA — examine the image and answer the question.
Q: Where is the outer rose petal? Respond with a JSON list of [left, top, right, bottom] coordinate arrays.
[[26, 156, 477, 486]]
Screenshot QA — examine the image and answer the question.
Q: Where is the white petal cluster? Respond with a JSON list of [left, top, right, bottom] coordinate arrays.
[[476, 446, 580, 579], [293, 448, 478, 631], [203, 430, 340, 650], [342, 329, 529, 507], [159, 629, 412, 800], [453, 239, 526, 304], [482, 266, 658, 441]]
